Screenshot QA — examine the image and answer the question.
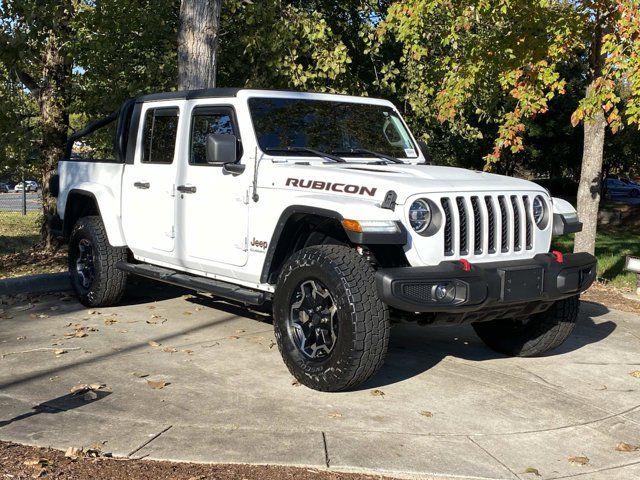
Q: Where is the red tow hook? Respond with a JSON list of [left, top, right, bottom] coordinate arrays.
[[551, 250, 564, 263], [459, 259, 472, 272]]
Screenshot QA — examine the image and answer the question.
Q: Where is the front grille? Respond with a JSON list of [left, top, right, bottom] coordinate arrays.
[[442, 193, 535, 258]]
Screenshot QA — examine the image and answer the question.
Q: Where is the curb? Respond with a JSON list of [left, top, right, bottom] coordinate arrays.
[[0, 272, 71, 296]]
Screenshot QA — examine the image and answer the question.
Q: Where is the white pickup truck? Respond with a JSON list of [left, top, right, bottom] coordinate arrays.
[[51, 89, 596, 391]]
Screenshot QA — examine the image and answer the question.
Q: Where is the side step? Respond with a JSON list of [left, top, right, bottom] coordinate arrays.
[[116, 262, 268, 306]]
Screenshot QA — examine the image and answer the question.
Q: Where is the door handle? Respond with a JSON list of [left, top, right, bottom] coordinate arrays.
[[177, 185, 197, 194], [134, 181, 150, 189]]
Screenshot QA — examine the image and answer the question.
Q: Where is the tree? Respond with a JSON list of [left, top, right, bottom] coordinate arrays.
[[1, 0, 75, 249], [178, 0, 222, 89], [376, 0, 640, 255]]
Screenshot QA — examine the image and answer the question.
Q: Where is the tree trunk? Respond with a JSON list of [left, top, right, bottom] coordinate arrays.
[[40, 28, 72, 249], [178, 0, 222, 90], [574, 84, 607, 255]]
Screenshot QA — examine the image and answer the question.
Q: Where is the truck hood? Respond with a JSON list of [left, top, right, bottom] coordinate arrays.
[[261, 161, 546, 204]]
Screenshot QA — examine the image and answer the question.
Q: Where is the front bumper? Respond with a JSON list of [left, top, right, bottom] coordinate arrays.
[[376, 252, 596, 315]]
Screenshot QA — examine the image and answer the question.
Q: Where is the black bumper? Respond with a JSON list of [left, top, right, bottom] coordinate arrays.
[[376, 252, 596, 314]]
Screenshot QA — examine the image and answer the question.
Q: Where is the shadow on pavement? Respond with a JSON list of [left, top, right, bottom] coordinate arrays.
[[0, 391, 111, 428]]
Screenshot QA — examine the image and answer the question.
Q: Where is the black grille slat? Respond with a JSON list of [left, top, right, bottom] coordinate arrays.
[[524, 196, 533, 250], [441, 198, 453, 256], [485, 196, 496, 253], [456, 197, 468, 255], [498, 196, 508, 252], [511, 195, 521, 251], [471, 197, 482, 254]]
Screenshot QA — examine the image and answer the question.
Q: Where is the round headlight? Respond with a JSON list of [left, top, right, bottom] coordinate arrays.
[[409, 199, 431, 233], [533, 195, 546, 227]]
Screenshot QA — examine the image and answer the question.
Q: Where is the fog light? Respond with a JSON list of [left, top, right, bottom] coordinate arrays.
[[432, 283, 456, 302]]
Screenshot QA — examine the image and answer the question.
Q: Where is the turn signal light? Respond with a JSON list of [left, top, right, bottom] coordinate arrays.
[[342, 219, 363, 233]]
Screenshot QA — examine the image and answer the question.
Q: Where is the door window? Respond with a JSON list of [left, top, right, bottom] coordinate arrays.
[[190, 107, 240, 164], [142, 108, 179, 164]]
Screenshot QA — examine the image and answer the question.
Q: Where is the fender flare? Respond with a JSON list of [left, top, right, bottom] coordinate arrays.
[[260, 204, 406, 283], [64, 185, 127, 246]]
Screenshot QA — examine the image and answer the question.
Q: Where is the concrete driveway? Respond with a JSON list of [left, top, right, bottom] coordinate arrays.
[[1, 280, 639, 480]]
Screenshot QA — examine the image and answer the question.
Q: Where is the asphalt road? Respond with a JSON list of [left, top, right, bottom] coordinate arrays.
[[0, 192, 42, 212]]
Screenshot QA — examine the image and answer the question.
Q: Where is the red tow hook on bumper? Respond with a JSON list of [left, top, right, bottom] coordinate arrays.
[[459, 259, 472, 272], [551, 250, 564, 263]]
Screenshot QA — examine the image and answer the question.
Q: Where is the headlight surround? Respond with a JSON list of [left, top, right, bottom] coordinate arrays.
[[533, 195, 546, 227], [409, 198, 432, 233]]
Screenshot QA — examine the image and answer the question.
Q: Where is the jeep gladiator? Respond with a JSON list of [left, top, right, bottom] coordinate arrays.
[[51, 89, 596, 391]]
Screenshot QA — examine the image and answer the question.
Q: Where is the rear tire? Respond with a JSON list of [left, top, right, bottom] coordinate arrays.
[[69, 216, 128, 307], [472, 296, 579, 357], [273, 245, 390, 391]]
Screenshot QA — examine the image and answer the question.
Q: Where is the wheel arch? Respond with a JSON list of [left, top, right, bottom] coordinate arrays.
[[260, 205, 408, 284], [62, 187, 126, 247]]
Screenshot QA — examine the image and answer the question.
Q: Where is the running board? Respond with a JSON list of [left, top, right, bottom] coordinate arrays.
[[116, 262, 267, 306]]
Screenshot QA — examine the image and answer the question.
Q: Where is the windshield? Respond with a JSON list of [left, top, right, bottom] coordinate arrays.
[[248, 97, 418, 160]]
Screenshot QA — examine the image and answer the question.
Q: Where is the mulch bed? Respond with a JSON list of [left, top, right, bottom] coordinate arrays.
[[582, 281, 640, 315], [0, 441, 394, 480]]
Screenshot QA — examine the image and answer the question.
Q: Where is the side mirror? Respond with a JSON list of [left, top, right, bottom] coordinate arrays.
[[206, 134, 237, 164], [417, 140, 433, 165]]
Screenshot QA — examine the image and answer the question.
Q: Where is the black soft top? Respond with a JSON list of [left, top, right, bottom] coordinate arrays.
[[136, 88, 242, 103]]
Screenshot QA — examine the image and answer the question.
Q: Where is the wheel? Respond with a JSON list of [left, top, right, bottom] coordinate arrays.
[[472, 295, 579, 357], [273, 245, 390, 391], [69, 216, 128, 307]]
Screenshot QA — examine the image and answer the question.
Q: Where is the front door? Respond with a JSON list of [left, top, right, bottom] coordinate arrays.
[[122, 103, 182, 261], [176, 104, 249, 270]]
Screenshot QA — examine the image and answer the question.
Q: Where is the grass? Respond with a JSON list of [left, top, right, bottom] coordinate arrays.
[[553, 225, 640, 290], [0, 212, 65, 279], [0, 212, 42, 255]]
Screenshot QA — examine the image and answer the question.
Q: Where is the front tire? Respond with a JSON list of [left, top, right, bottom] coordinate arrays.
[[273, 245, 390, 391], [472, 296, 579, 357], [69, 216, 128, 307]]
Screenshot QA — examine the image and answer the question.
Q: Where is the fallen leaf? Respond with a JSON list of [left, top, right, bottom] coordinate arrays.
[[268, 341, 276, 349], [630, 371, 640, 379], [328, 412, 342, 418], [104, 318, 117, 325], [523, 467, 541, 476], [183, 311, 192, 315], [17, 336, 26, 340], [147, 380, 169, 389], [70, 383, 105, 395], [24, 458, 48, 467], [227, 335, 240, 340], [291, 380, 301, 387], [54, 349, 67, 355], [65, 447, 82, 459], [615, 442, 639, 452], [182, 349, 194, 355], [132, 372, 149, 378], [150, 314, 162, 319], [88, 310, 100, 315], [162, 347, 178, 353], [148, 341, 161, 347], [419, 410, 433, 417], [568, 456, 589, 466], [371, 389, 385, 397], [147, 305, 156, 310], [235, 329, 246, 334]]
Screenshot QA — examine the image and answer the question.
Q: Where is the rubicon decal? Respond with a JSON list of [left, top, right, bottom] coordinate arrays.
[[286, 178, 377, 197]]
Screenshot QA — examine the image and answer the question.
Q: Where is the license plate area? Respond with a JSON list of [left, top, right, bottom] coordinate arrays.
[[499, 266, 543, 302]]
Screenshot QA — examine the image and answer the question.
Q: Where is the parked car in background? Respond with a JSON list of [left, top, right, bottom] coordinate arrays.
[[14, 181, 39, 193], [606, 178, 640, 197], [0, 183, 9, 193]]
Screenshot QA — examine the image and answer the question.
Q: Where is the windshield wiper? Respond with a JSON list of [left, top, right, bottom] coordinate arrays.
[[264, 146, 345, 163], [332, 148, 405, 164]]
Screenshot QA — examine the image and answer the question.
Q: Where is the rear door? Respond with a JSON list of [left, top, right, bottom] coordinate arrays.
[[122, 102, 182, 262], [175, 103, 249, 271]]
